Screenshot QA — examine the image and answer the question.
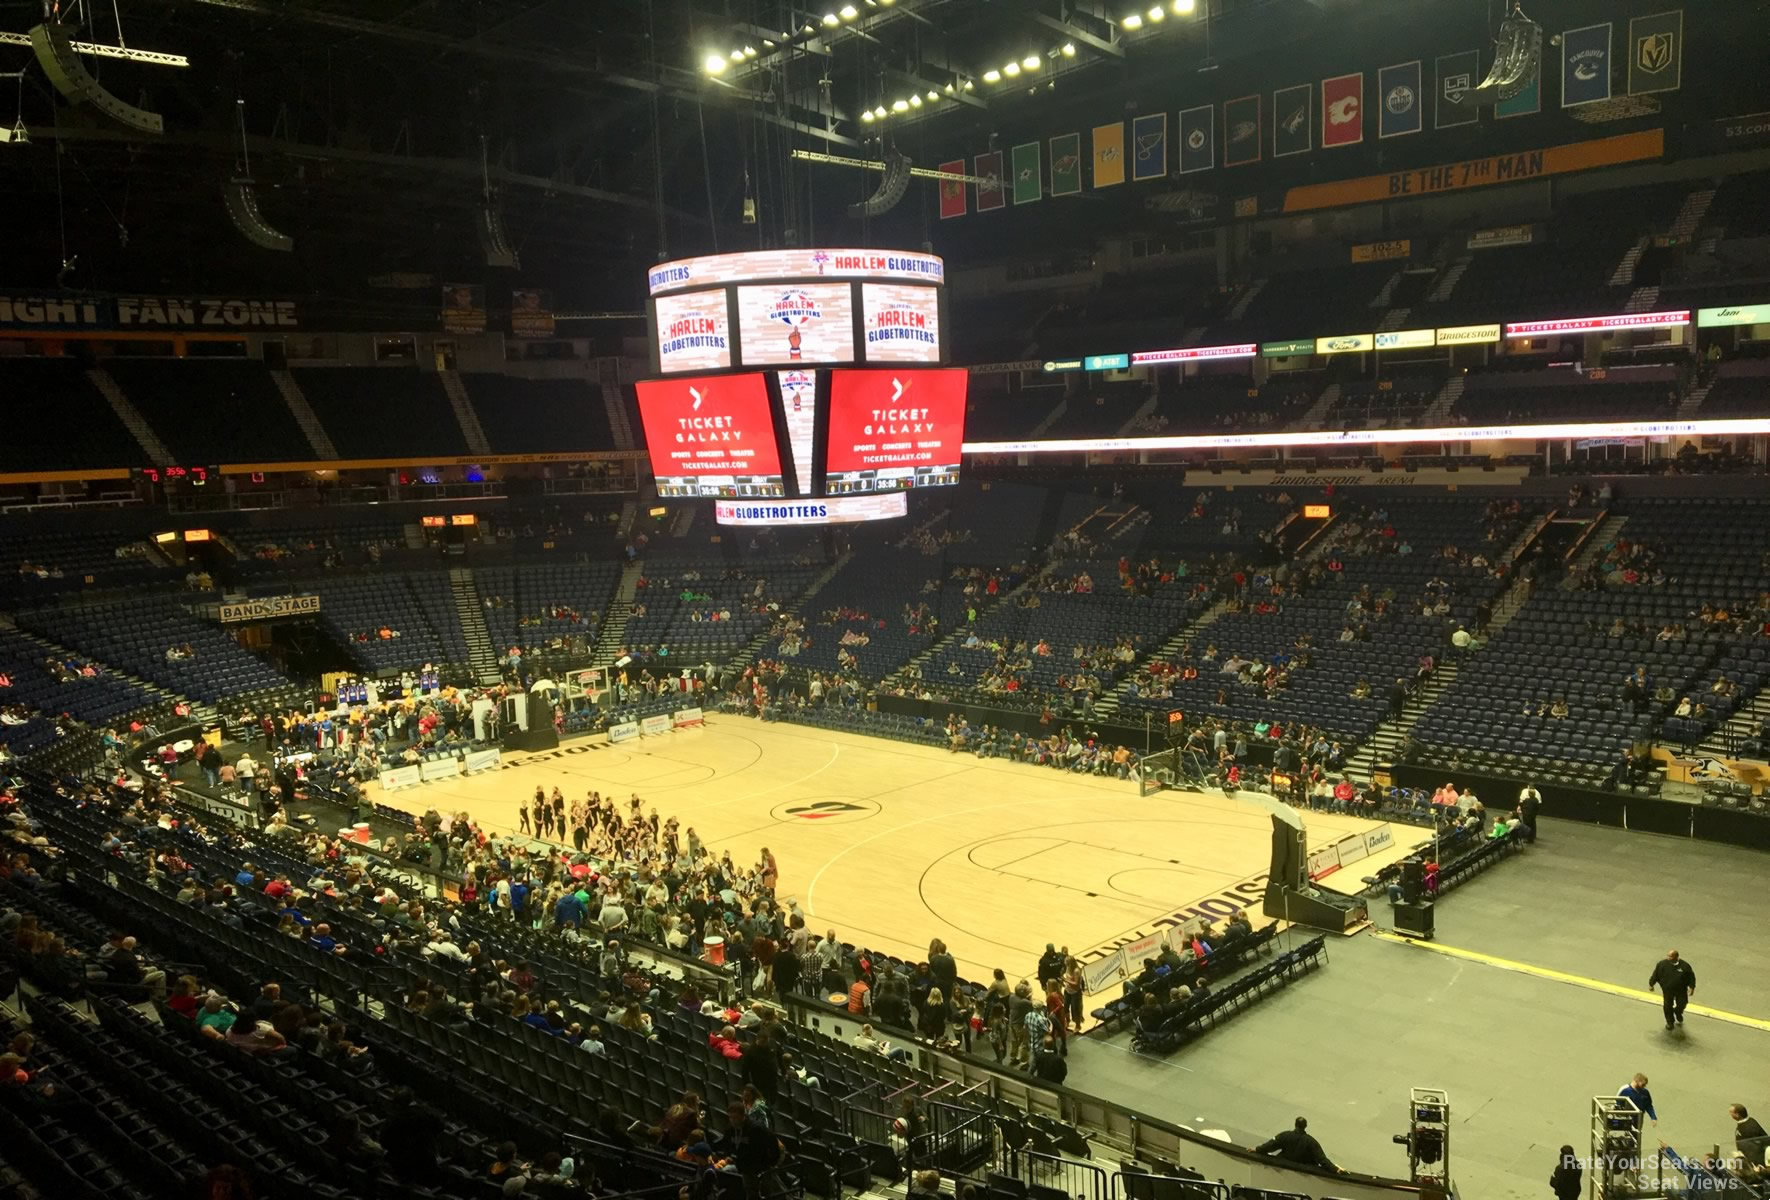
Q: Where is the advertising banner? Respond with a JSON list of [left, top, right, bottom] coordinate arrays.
[[974, 151, 1005, 213], [712, 493, 909, 526], [1436, 323, 1502, 345], [609, 721, 640, 744], [1091, 122, 1125, 188], [1178, 104, 1214, 173], [633, 374, 784, 495], [938, 159, 968, 219], [1683, 111, 1770, 156], [1082, 949, 1127, 993], [1307, 844, 1341, 879], [1435, 50, 1480, 128], [1469, 225, 1535, 249], [735, 283, 855, 366], [1131, 113, 1168, 181], [1321, 73, 1364, 147], [1697, 305, 1770, 328], [1375, 328, 1435, 349], [510, 289, 555, 337], [0, 293, 300, 331], [672, 707, 705, 727], [648, 249, 943, 296], [824, 367, 967, 493], [420, 757, 462, 782], [1262, 338, 1315, 357], [378, 765, 422, 793], [1049, 133, 1083, 196], [441, 283, 486, 334], [1121, 933, 1162, 966], [1223, 95, 1262, 166], [861, 283, 942, 364], [1506, 310, 1688, 337], [1363, 824, 1395, 857], [640, 714, 672, 736], [1315, 333, 1374, 355], [1377, 61, 1422, 138], [1351, 239, 1411, 263], [653, 290, 733, 374], [464, 748, 503, 773], [1130, 343, 1257, 365], [1335, 831, 1369, 866], [1273, 84, 1313, 157], [1011, 142, 1042, 204], [219, 595, 320, 624]]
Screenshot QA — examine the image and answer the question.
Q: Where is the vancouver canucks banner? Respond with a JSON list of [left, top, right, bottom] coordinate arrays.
[[1496, 58, 1541, 118], [1049, 132, 1083, 196], [1092, 121, 1126, 188], [1011, 142, 1042, 204], [1222, 94, 1261, 166], [1561, 23, 1612, 107], [974, 151, 1005, 211], [1435, 50, 1480, 128], [1321, 73, 1363, 147], [937, 160, 967, 219], [1273, 84, 1312, 157], [1628, 10, 1682, 95], [1131, 113, 1168, 181], [1178, 104, 1214, 172], [1377, 61, 1421, 137]]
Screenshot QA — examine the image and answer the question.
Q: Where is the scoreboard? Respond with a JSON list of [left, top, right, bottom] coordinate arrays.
[[639, 249, 962, 522]]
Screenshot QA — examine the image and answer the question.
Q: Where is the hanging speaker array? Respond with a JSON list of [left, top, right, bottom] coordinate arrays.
[[29, 23, 163, 134]]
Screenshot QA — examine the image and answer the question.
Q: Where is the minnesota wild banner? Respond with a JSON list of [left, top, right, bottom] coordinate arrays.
[[1049, 132, 1082, 195], [937, 159, 967, 219], [1131, 113, 1167, 181], [1178, 104, 1214, 173], [974, 151, 1004, 212], [1011, 142, 1042, 204], [1092, 121, 1125, 188]]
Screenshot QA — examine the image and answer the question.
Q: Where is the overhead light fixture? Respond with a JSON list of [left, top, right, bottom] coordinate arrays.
[[926, 89, 939, 100], [1061, 42, 1076, 56], [944, 82, 955, 93], [910, 94, 923, 107], [730, 49, 746, 61], [802, 22, 815, 32], [982, 68, 1001, 83], [963, 79, 974, 91], [1121, 13, 1143, 29], [743, 45, 758, 57], [874, 104, 887, 117], [860, 109, 875, 122], [1003, 60, 1021, 76], [822, 12, 839, 26], [762, 38, 776, 47], [1172, 0, 1195, 11], [704, 53, 728, 73], [1022, 54, 1041, 69], [1147, 5, 1165, 21], [839, 4, 858, 18], [892, 98, 909, 111]]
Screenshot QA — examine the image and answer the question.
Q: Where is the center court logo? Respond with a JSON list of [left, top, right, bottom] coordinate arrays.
[[771, 798, 880, 824]]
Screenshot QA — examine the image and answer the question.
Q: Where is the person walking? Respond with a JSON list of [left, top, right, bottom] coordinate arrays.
[[1647, 949, 1696, 1030], [1619, 1074, 1658, 1128], [1550, 1146, 1582, 1200], [1517, 783, 1542, 838]]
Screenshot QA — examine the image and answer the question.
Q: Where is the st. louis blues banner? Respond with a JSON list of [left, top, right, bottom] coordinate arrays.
[[1223, 95, 1261, 166], [1628, 10, 1682, 95], [1011, 142, 1041, 205], [1561, 23, 1612, 107], [1178, 104, 1214, 173], [1049, 133, 1083, 196], [1377, 61, 1422, 138], [1435, 50, 1480, 128], [1273, 84, 1312, 157], [974, 151, 1004, 211], [1131, 113, 1168, 181]]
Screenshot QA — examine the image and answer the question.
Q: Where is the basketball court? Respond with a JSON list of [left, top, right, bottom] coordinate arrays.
[[381, 717, 1418, 983]]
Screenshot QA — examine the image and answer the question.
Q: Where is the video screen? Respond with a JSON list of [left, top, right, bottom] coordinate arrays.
[[823, 367, 967, 493], [653, 290, 732, 374], [735, 283, 856, 367], [634, 373, 785, 498], [861, 283, 942, 363]]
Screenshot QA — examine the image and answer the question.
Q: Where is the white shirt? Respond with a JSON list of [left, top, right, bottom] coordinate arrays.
[[1518, 786, 1540, 803]]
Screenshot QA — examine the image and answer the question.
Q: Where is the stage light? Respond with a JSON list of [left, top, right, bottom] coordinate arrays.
[[892, 98, 909, 111], [1003, 60, 1021, 76], [1022, 54, 1041, 69], [1061, 42, 1076, 56], [839, 4, 858, 18], [1147, 5, 1165, 21], [982, 69, 1000, 82], [1121, 12, 1143, 29], [1172, 0, 1195, 12], [860, 109, 874, 122], [822, 12, 839, 26]]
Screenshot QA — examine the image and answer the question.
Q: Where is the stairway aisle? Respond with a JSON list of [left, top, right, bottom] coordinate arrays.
[[86, 367, 173, 463], [1342, 662, 1460, 782], [449, 567, 502, 683], [1092, 598, 1230, 720], [270, 370, 339, 458], [589, 561, 645, 668]]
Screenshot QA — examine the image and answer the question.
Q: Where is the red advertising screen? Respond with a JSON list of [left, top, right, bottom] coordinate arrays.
[[824, 367, 967, 493], [635, 374, 785, 498]]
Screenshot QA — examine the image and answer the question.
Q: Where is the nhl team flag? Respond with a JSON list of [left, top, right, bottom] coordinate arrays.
[[1131, 113, 1168, 181], [1273, 84, 1312, 156], [1377, 61, 1422, 137], [1321, 73, 1363, 146], [1561, 23, 1612, 107], [1049, 132, 1083, 196], [1496, 63, 1541, 118], [1092, 121, 1125, 188], [1628, 10, 1682, 95], [1178, 104, 1214, 173], [937, 159, 967, 219], [974, 151, 1004, 212], [1222, 94, 1261, 166], [1011, 142, 1041, 204], [1435, 49, 1480, 128]]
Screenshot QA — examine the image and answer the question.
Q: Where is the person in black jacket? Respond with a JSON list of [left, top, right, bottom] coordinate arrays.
[[1550, 1145, 1582, 1200], [1036, 944, 1065, 990], [1030, 1035, 1068, 1085], [381, 1087, 443, 1181], [1647, 949, 1697, 1030], [1255, 1117, 1340, 1173]]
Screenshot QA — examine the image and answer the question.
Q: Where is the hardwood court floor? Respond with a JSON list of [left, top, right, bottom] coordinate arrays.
[[382, 717, 1405, 983]]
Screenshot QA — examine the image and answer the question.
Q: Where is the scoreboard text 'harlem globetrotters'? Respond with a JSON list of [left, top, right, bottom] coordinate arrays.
[[638, 249, 962, 523]]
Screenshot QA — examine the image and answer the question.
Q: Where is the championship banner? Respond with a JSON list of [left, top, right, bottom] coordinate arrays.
[[420, 757, 462, 782], [974, 151, 1005, 212], [609, 720, 640, 744], [1628, 10, 1683, 96], [1091, 121, 1125, 188], [1435, 50, 1480, 128], [672, 707, 706, 728], [1131, 113, 1168, 181], [1561, 23, 1613, 107], [441, 283, 486, 334], [1178, 104, 1214, 173], [1273, 84, 1313, 157], [1496, 61, 1541, 118], [219, 595, 321, 623], [937, 160, 968, 219], [1011, 142, 1042, 204], [510, 289, 555, 337], [0, 293, 299, 331], [1321, 73, 1363, 147], [1049, 133, 1083, 196], [377, 765, 422, 793], [1281, 128, 1664, 213], [1377, 61, 1422, 138], [1223, 94, 1262, 166], [640, 714, 672, 736], [464, 748, 503, 773]]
